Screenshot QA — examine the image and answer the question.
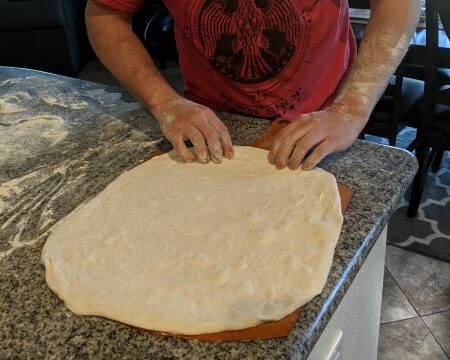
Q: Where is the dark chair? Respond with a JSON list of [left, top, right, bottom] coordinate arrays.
[[349, 0, 425, 146], [400, 20, 450, 88], [132, 0, 177, 70], [362, 73, 424, 146], [0, 0, 93, 76], [407, 0, 450, 217]]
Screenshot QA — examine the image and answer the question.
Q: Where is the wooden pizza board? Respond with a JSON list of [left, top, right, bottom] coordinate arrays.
[[143, 119, 352, 341]]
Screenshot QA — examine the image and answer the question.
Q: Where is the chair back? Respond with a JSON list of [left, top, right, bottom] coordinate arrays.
[[424, 0, 450, 91], [427, 0, 450, 69], [437, 1, 450, 38], [419, 0, 450, 144]]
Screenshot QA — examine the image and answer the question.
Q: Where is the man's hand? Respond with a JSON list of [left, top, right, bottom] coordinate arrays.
[[268, 106, 365, 171], [153, 97, 234, 164], [85, 2, 233, 164], [268, 0, 420, 171]]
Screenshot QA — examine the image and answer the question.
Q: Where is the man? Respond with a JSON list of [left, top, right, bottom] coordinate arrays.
[[85, 0, 420, 170]]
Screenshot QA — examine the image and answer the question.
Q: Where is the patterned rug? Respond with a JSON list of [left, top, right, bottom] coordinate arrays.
[[366, 128, 450, 263]]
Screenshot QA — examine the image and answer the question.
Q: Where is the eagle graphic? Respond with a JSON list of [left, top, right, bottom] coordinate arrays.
[[195, 0, 306, 84]]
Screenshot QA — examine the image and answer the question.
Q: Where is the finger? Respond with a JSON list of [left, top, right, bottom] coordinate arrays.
[[195, 121, 223, 164], [268, 124, 294, 164], [185, 127, 209, 164], [268, 140, 280, 165], [209, 116, 234, 160], [302, 141, 333, 170], [268, 118, 312, 166], [172, 135, 196, 162], [273, 125, 313, 170], [288, 132, 325, 170]]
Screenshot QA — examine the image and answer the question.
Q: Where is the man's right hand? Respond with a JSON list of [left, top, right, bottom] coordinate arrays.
[[153, 97, 234, 164], [85, 2, 233, 164]]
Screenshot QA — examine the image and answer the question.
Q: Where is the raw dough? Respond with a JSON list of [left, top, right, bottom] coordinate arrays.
[[41, 146, 343, 335]]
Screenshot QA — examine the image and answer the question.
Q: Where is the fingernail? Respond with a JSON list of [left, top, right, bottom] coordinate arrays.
[[276, 163, 285, 170], [214, 151, 223, 164], [211, 154, 222, 164], [199, 153, 209, 164], [268, 154, 274, 164], [225, 152, 233, 160], [302, 163, 311, 170]]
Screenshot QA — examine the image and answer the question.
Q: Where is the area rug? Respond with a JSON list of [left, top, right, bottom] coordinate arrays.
[[366, 128, 450, 263]]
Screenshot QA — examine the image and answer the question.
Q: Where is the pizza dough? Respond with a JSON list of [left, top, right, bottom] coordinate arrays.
[[41, 146, 343, 335]]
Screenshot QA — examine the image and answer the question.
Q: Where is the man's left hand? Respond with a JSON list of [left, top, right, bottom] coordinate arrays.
[[268, 106, 366, 171]]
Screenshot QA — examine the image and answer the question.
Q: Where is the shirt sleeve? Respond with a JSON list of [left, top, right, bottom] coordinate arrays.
[[93, 0, 144, 13]]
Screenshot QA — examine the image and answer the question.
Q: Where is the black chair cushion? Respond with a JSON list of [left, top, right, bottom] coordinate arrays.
[[0, 1, 68, 31], [0, 0, 91, 75], [369, 76, 424, 126]]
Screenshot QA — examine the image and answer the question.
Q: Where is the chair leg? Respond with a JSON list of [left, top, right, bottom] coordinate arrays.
[[431, 150, 444, 173], [407, 144, 431, 217], [388, 136, 396, 147], [406, 138, 418, 152]]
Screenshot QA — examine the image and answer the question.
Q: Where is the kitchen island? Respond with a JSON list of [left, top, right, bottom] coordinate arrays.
[[0, 67, 417, 359]]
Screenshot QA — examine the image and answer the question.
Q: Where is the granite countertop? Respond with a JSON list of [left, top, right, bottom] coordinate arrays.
[[0, 67, 418, 359]]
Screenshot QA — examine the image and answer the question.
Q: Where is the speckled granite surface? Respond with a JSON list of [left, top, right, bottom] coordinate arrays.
[[0, 67, 418, 359]]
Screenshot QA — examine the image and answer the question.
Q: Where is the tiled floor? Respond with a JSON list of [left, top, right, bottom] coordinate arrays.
[[79, 59, 450, 360], [379, 245, 450, 359]]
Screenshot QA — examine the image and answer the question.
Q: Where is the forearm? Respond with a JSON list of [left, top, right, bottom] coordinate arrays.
[[331, 0, 421, 128], [85, 1, 180, 115]]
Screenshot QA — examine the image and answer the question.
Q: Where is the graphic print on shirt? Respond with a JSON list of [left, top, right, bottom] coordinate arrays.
[[188, 0, 310, 87]]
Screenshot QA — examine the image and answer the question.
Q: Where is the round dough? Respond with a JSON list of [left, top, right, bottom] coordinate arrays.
[[41, 146, 343, 335]]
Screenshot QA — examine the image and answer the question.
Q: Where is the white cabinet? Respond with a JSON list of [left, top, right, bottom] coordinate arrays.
[[308, 227, 387, 360]]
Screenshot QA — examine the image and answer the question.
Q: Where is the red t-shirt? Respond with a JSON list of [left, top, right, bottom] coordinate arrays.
[[95, 0, 357, 119]]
